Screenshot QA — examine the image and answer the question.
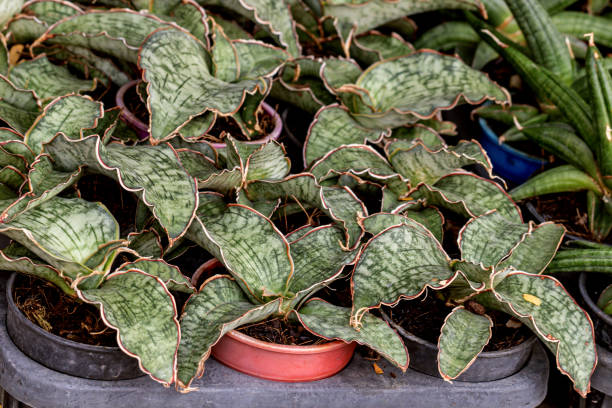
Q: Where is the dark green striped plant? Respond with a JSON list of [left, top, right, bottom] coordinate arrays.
[[466, 0, 612, 242], [176, 202, 408, 391], [351, 210, 596, 396]]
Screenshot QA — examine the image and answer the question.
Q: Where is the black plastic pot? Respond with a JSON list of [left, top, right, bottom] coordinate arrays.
[[578, 273, 612, 400], [5, 273, 143, 380], [383, 311, 537, 382]]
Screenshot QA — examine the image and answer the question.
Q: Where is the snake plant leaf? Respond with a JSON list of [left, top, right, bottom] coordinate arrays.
[[0, 249, 74, 295], [414, 173, 522, 221], [127, 230, 163, 259], [197, 168, 243, 193], [8, 56, 97, 103], [187, 204, 293, 301], [139, 28, 264, 142], [0, 76, 40, 134], [468, 14, 598, 149], [117, 259, 194, 293], [320, 58, 363, 93], [510, 165, 603, 200], [472, 104, 540, 126], [504, 0, 574, 84], [0, 129, 33, 160], [176, 276, 282, 390], [21, 0, 83, 25], [0, 166, 25, 190], [78, 270, 180, 386], [519, 122, 599, 179], [148, 0, 182, 15], [44, 134, 198, 241], [209, 13, 252, 40], [304, 104, 388, 166], [296, 298, 409, 370], [234, 40, 288, 81], [586, 190, 612, 241], [586, 39, 612, 178], [211, 22, 239, 83], [199, 0, 301, 57], [415, 22, 480, 51], [547, 247, 612, 273], [597, 285, 612, 313], [1, 155, 83, 221], [323, 0, 485, 54], [361, 210, 444, 242], [351, 224, 455, 324], [0, 0, 23, 25], [387, 140, 493, 186], [37, 10, 171, 63], [351, 32, 415, 66], [195, 191, 227, 219], [0, 197, 119, 281], [553, 12, 612, 48], [0, 38, 7, 76], [168, 0, 209, 46], [61, 45, 130, 87], [177, 148, 219, 181], [490, 271, 596, 397], [343, 52, 510, 129], [24, 94, 102, 154], [437, 306, 492, 380], [287, 225, 357, 303], [245, 174, 366, 249], [5, 15, 47, 45], [243, 141, 291, 181], [0, 144, 27, 173], [391, 124, 447, 148], [169, 137, 218, 164]]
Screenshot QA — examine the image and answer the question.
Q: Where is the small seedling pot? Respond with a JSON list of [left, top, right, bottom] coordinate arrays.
[[383, 311, 536, 382], [478, 118, 547, 185], [115, 80, 283, 148], [5, 273, 143, 380], [578, 273, 612, 397], [194, 259, 356, 382]]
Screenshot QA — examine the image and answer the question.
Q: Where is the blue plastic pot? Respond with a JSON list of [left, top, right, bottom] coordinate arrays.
[[478, 118, 547, 185]]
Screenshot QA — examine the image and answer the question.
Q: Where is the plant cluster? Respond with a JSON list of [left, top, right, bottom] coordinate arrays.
[[0, 0, 601, 399]]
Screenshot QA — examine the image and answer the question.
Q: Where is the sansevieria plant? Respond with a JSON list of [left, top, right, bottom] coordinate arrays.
[[351, 210, 597, 397]]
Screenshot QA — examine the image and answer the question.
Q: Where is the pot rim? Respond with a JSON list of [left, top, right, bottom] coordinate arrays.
[[115, 79, 282, 147], [193, 259, 353, 354], [382, 310, 537, 358], [579, 272, 612, 328], [6, 273, 122, 352], [479, 117, 547, 165]]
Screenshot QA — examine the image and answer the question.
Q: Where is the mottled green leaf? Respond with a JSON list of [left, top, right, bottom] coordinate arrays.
[[511, 165, 603, 200], [22, 0, 83, 25], [351, 32, 414, 65], [0, 0, 23, 26], [176, 275, 281, 389], [352, 224, 454, 324], [0, 249, 73, 295], [127, 230, 163, 259], [9, 56, 96, 102], [0, 76, 40, 134], [79, 270, 180, 385], [296, 299, 408, 369], [24, 95, 102, 154], [438, 306, 492, 380], [361, 211, 443, 242], [118, 259, 194, 293], [415, 22, 479, 51], [553, 12, 612, 49]]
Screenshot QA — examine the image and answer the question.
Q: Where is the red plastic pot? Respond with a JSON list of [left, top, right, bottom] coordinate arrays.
[[192, 259, 357, 382], [115, 80, 283, 147]]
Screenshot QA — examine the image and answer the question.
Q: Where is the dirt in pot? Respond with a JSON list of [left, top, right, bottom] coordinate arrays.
[[237, 317, 328, 346], [387, 293, 531, 352], [13, 275, 117, 347]]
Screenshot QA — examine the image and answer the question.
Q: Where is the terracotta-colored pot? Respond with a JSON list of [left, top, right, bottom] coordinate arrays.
[[115, 80, 283, 147], [193, 259, 357, 382]]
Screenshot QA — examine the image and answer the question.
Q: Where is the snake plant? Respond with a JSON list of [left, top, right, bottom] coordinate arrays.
[[351, 210, 596, 397], [176, 202, 408, 391]]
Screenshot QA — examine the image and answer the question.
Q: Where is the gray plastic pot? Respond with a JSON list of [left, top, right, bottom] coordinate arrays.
[[383, 311, 537, 382], [578, 273, 612, 398], [5, 273, 143, 380]]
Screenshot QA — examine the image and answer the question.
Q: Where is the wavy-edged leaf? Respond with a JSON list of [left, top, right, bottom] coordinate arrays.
[[38, 10, 171, 63], [351, 224, 454, 324], [472, 104, 539, 126], [0, 249, 73, 295], [497, 223, 565, 273], [168, 0, 209, 45], [296, 298, 408, 369], [438, 306, 492, 380], [287, 225, 356, 303], [0, 197, 119, 280], [187, 204, 293, 300], [177, 148, 219, 181], [304, 104, 387, 166], [361, 211, 443, 242], [9, 55, 96, 102], [351, 32, 414, 65], [504, 0, 574, 84], [511, 165, 603, 200], [343, 52, 509, 129], [245, 173, 366, 249], [140, 28, 264, 142], [78, 270, 180, 385], [44, 134, 198, 241], [176, 275, 281, 389], [24, 94, 102, 154], [0, 76, 40, 133], [320, 58, 362, 93], [62, 45, 130, 87], [1, 0, 23, 26], [127, 230, 163, 259], [234, 40, 288, 81], [415, 173, 522, 221], [118, 259, 194, 293], [415, 22, 479, 51], [21, 0, 83, 25], [387, 139, 492, 186], [489, 271, 596, 397], [242, 140, 290, 181]]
